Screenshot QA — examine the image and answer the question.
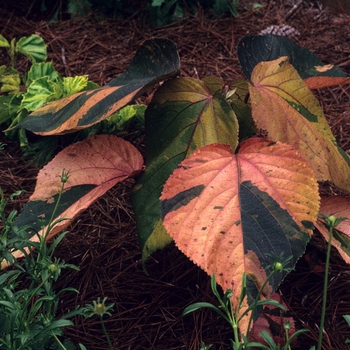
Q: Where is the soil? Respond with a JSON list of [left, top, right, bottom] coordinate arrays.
[[1, 1, 350, 349]]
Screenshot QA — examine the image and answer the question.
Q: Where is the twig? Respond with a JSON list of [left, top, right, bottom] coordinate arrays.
[[285, 0, 303, 20]]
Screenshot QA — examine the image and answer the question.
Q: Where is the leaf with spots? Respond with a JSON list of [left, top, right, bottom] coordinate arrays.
[[249, 56, 350, 193], [131, 77, 239, 261], [2, 135, 143, 268], [160, 139, 319, 332]]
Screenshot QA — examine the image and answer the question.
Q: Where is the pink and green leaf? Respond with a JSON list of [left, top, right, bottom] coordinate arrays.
[[3, 135, 143, 268], [160, 139, 319, 331]]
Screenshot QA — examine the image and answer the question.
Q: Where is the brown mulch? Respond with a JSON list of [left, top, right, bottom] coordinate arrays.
[[1, 0, 350, 349]]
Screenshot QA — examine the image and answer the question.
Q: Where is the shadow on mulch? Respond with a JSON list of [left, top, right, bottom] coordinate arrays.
[[1, 0, 350, 349]]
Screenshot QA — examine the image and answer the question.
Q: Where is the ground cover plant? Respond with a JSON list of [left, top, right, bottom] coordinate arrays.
[[0, 169, 117, 350], [1, 29, 350, 349], [0, 33, 101, 166]]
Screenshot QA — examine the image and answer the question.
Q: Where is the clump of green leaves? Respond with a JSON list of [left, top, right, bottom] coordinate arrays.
[[0, 170, 118, 349], [149, 0, 245, 26], [0, 34, 98, 132], [43, 0, 251, 26], [0, 34, 99, 164]]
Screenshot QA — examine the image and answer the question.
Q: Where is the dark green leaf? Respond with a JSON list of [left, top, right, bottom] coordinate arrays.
[[131, 77, 238, 260], [17, 38, 180, 135], [237, 34, 346, 80]]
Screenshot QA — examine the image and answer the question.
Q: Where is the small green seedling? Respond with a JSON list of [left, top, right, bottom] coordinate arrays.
[[183, 253, 308, 349]]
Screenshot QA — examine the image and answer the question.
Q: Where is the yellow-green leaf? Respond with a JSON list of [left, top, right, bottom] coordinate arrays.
[[249, 56, 350, 193], [62, 75, 89, 96]]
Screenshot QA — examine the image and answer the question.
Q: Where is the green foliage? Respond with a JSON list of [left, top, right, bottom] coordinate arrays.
[[0, 180, 86, 349], [0, 173, 117, 349], [316, 213, 349, 350], [148, 0, 244, 25], [0, 34, 98, 164], [211, 0, 239, 17], [344, 315, 350, 343]]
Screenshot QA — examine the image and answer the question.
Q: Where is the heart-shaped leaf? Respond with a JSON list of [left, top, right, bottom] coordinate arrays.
[[16, 38, 180, 135], [2, 135, 143, 269], [249, 57, 350, 193], [161, 139, 319, 331], [131, 77, 239, 260]]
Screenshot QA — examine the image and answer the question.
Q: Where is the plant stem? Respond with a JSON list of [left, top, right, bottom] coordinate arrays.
[[52, 333, 67, 350], [244, 269, 275, 335], [317, 225, 333, 350], [232, 323, 241, 350], [100, 315, 113, 350]]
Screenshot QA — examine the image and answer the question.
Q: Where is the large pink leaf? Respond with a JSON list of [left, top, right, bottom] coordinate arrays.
[[2, 135, 143, 269], [160, 139, 319, 332], [31, 134, 143, 201]]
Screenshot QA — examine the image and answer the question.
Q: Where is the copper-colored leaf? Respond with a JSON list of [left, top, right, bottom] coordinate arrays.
[[304, 76, 350, 89], [2, 135, 143, 269], [31, 134, 143, 201], [249, 56, 350, 193], [160, 139, 319, 331]]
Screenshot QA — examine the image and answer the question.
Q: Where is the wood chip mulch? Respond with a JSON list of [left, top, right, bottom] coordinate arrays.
[[1, 0, 350, 349]]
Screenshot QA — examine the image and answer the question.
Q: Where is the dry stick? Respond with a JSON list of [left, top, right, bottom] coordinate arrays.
[[285, 0, 303, 20]]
